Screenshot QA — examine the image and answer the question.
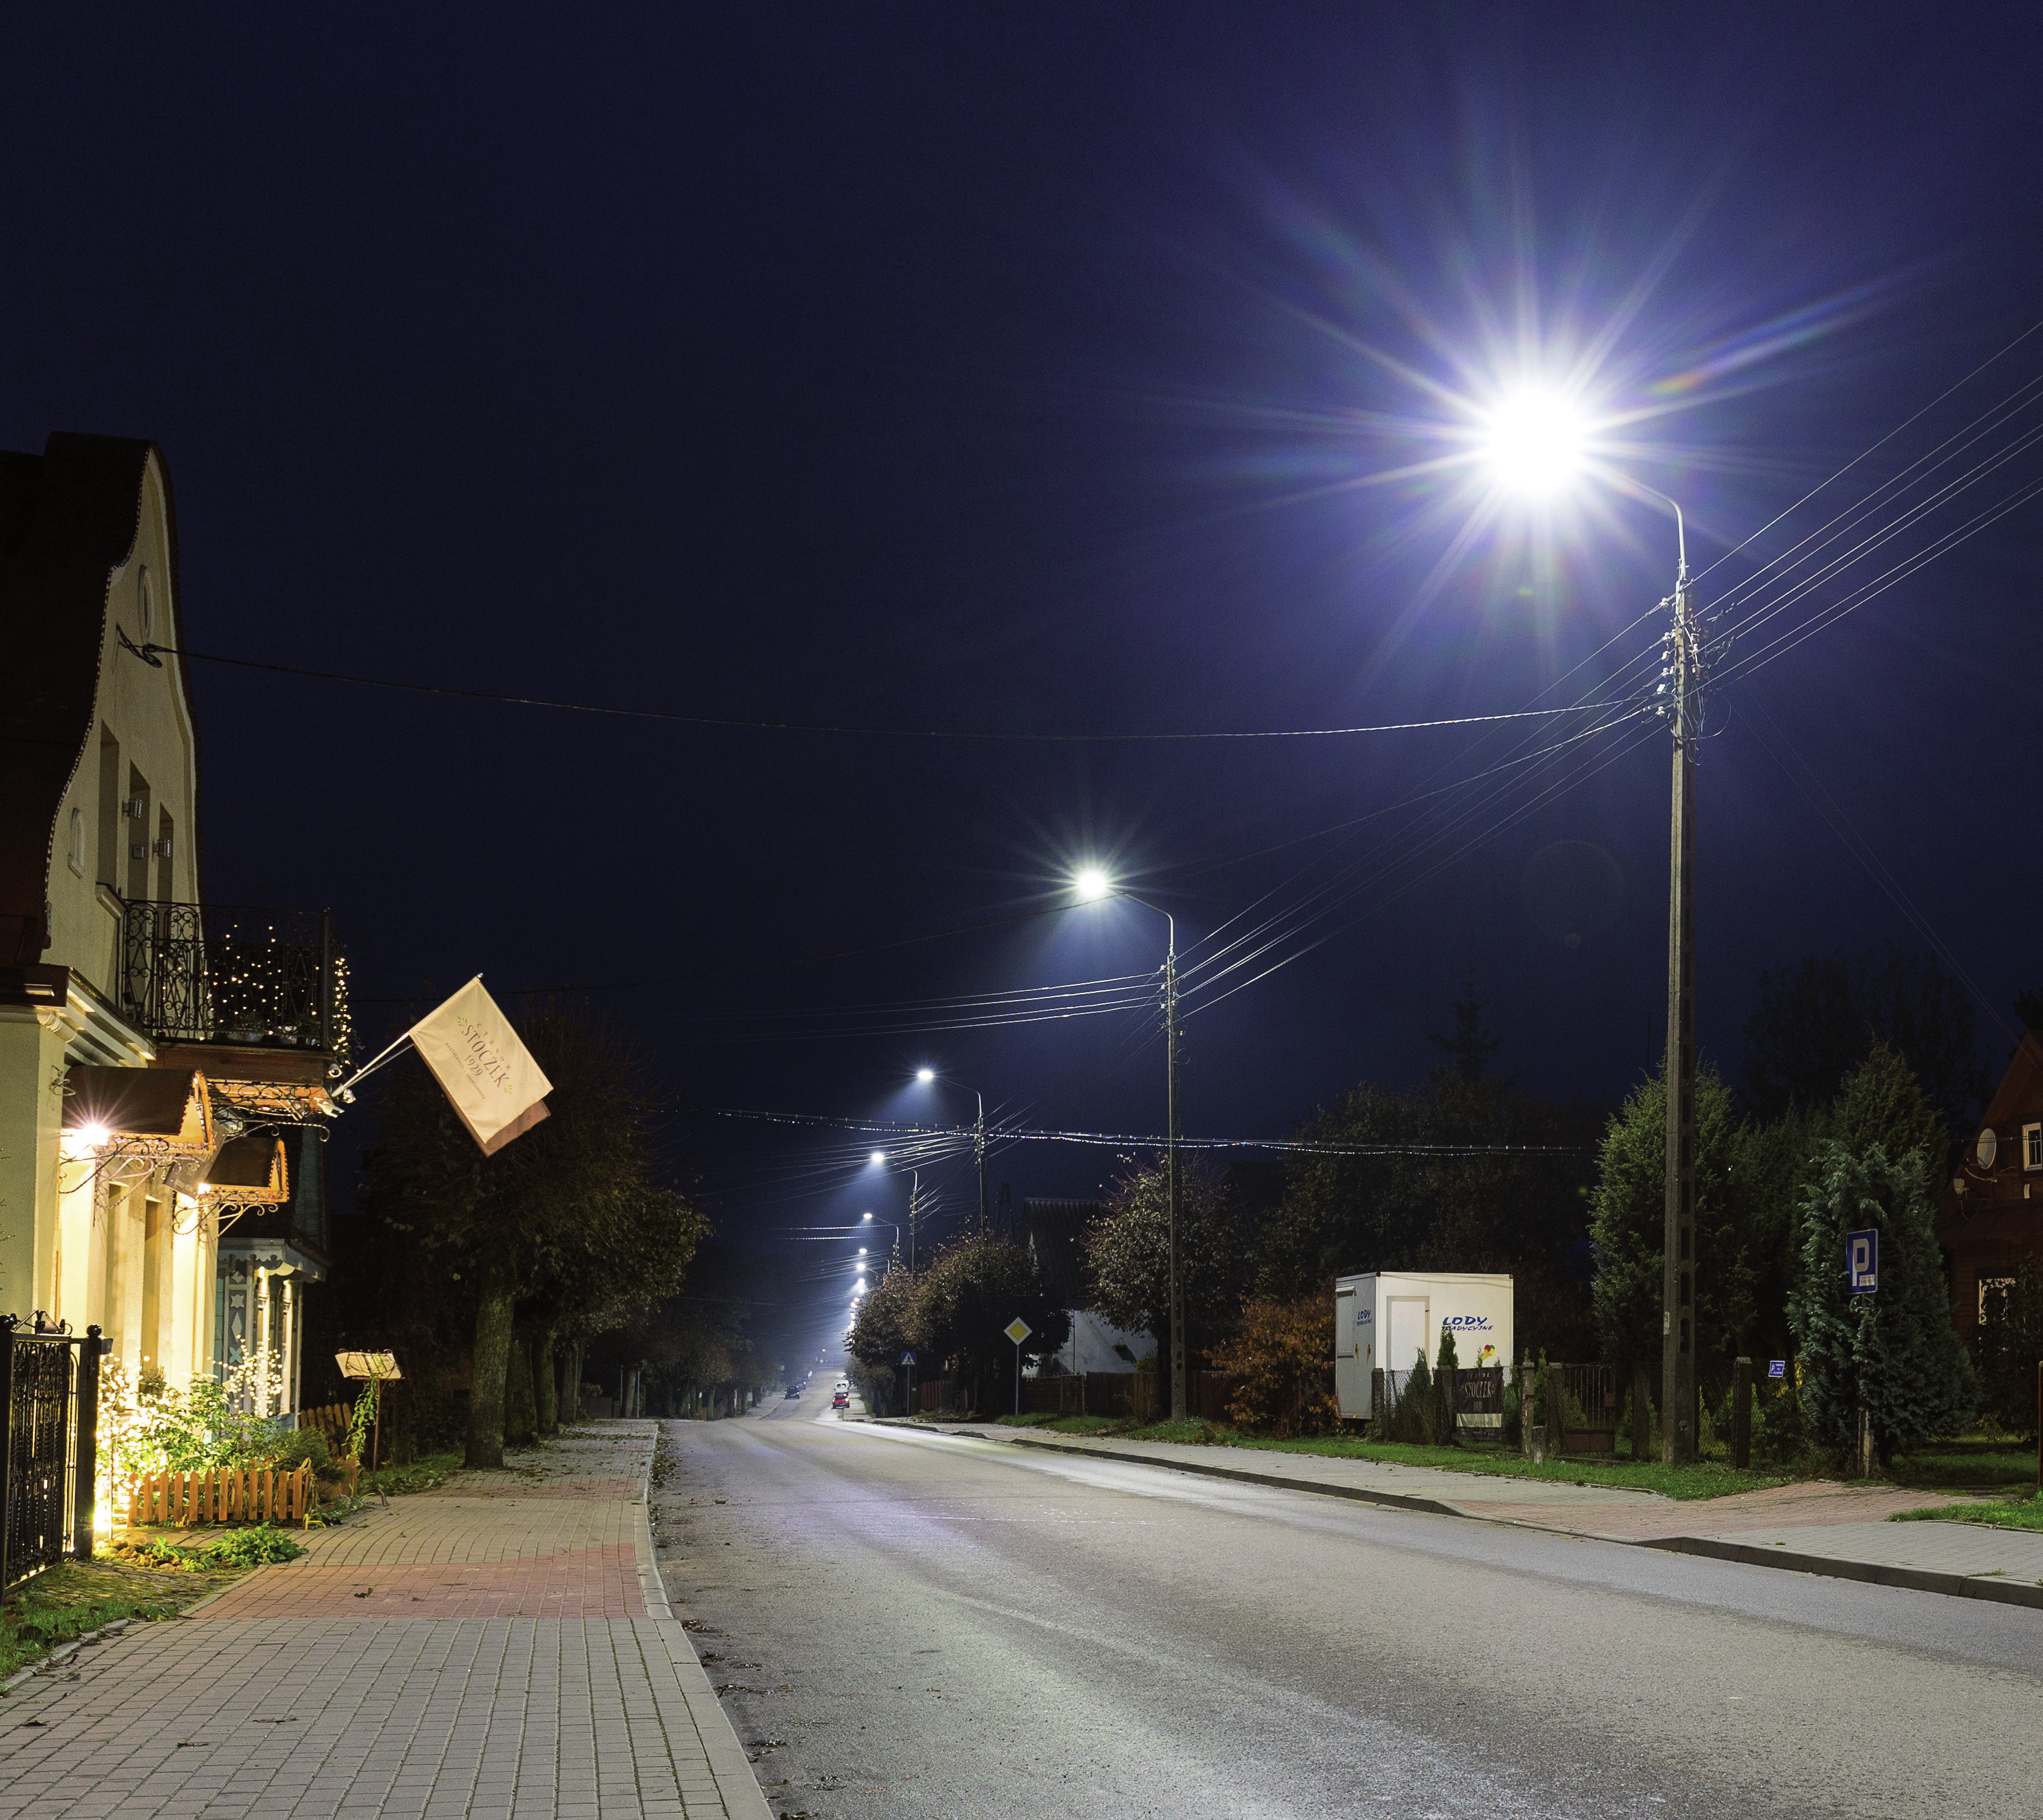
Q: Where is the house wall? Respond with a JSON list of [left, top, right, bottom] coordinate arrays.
[[0, 444, 214, 1392]]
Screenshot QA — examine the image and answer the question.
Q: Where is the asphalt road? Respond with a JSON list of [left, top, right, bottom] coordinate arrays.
[[652, 1388, 2043, 1820]]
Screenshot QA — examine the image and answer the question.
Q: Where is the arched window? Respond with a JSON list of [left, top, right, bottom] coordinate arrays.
[[67, 805, 85, 875], [138, 566, 153, 641]]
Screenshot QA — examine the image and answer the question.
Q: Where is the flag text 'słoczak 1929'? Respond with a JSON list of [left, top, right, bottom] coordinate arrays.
[[408, 977, 554, 1154]]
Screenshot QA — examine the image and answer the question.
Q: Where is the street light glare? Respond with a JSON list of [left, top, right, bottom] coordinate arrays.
[[870, 1150, 886, 1166], [1074, 866, 1112, 903], [861, 1211, 873, 1222], [914, 1066, 935, 1083], [1482, 386, 1587, 495]]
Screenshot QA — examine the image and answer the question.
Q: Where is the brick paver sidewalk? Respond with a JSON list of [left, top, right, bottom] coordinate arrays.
[[0, 1421, 771, 1820]]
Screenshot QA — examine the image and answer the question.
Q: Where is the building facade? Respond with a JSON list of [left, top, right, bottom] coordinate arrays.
[[0, 432, 344, 1412], [1940, 1029, 2043, 1341]]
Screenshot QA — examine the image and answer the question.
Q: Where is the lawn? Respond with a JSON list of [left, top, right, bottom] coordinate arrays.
[[1890, 1488, 2043, 1531], [988, 1412, 1799, 1499], [1886, 1437, 2040, 1490], [1, 1552, 245, 1679]]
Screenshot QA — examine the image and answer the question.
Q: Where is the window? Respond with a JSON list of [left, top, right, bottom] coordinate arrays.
[[2026, 1123, 2042, 1171], [66, 806, 84, 876], [137, 565, 152, 641], [1979, 1277, 2017, 1324]]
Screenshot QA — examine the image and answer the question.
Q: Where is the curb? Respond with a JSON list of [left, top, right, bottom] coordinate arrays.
[[635, 1425, 776, 1820], [905, 1422, 1465, 1519], [0, 1617, 132, 1696], [902, 1422, 2043, 1611], [1634, 1534, 2043, 1610]]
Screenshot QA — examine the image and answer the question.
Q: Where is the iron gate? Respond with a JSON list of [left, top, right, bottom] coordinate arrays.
[[1, 1317, 105, 1591]]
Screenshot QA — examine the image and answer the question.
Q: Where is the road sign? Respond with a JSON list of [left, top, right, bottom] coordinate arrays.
[[900, 1351, 916, 1367], [1847, 1228, 1879, 1294], [1004, 1318, 1032, 1345], [1767, 1359, 1787, 1380]]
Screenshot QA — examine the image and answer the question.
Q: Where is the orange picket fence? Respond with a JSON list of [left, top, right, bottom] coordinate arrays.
[[125, 1463, 316, 1528]]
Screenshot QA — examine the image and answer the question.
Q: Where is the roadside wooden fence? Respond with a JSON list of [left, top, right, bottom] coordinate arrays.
[[125, 1463, 315, 1528]]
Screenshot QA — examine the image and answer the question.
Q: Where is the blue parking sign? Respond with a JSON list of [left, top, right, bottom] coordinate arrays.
[[1846, 1228, 1878, 1294], [1767, 1359, 1787, 1380]]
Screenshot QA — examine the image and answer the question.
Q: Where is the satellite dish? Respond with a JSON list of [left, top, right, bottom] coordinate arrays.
[[1976, 1128, 1998, 1169]]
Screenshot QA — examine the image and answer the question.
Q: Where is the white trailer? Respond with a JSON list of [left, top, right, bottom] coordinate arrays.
[[1334, 1272, 1514, 1423]]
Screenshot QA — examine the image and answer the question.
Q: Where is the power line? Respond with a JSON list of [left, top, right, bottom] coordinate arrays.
[[143, 642, 1584, 744]]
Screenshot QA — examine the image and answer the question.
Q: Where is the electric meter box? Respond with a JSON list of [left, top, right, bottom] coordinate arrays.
[[1334, 1272, 1514, 1422]]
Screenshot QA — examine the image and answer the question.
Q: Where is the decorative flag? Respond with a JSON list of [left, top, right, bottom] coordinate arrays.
[[408, 977, 552, 1154]]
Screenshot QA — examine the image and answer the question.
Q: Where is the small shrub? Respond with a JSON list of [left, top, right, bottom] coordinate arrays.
[[200, 1526, 306, 1568], [1211, 1295, 1340, 1438], [267, 1428, 335, 1475]]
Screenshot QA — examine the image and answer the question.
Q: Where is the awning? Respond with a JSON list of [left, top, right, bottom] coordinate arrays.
[[201, 1134, 290, 1206], [63, 1065, 215, 1155]]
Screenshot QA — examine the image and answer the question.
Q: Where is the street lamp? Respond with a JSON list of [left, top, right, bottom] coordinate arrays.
[[1074, 866, 1185, 1425], [863, 1208, 907, 1272], [1483, 388, 1700, 1463], [911, 1068, 991, 1237]]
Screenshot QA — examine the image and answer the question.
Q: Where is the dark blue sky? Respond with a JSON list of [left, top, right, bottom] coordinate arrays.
[[8, 5, 2038, 1358]]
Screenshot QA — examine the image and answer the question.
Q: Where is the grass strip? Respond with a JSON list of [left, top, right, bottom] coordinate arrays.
[[1, 1555, 245, 1680], [991, 1412, 1801, 1500], [1889, 1490, 2043, 1530]]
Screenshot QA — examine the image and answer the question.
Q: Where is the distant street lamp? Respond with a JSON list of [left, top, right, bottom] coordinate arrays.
[[911, 1068, 991, 1236], [1482, 386, 1701, 1463], [1075, 867, 1184, 1425]]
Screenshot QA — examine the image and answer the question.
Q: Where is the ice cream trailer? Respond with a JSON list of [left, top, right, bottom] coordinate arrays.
[[1334, 1272, 1514, 1422]]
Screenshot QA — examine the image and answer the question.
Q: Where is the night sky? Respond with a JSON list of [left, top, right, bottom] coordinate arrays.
[[8, 6, 2039, 1367]]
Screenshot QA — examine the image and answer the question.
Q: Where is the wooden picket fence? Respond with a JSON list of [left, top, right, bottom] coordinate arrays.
[[125, 1463, 316, 1528], [298, 1401, 356, 1460]]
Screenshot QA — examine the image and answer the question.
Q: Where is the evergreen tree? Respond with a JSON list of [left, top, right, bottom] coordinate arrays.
[[1788, 1142, 1975, 1463], [1587, 1065, 1754, 1375]]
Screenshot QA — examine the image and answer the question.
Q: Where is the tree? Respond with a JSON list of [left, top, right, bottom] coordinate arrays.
[[1587, 1065, 1755, 1379], [1788, 1141, 1975, 1464], [1427, 976, 1500, 1081], [1209, 1295, 1340, 1437], [354, 1012, 704, 1468], [1740, 944, 1988, 1137], [848, 1266, 920, 1410], [910, 1232, 1068, 1412], [1085, 1154, 1251, 1370]]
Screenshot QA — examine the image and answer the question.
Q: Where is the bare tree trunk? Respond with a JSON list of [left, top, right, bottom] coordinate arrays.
[[467, 1253, 516, 1468], [535, 1325, 559, 1435]]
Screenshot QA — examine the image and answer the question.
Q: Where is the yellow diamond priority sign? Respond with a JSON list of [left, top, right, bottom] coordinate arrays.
[[1004, 1317, 1032, 1346]]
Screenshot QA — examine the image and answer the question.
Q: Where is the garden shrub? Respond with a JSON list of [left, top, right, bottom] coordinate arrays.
[[1211, 1294, 1340, 1438]]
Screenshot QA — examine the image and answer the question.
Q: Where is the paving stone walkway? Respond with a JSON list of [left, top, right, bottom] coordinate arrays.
[[0, 1422, 772, 1820]]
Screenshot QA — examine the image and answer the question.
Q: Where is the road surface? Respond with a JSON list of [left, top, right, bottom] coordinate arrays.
[[651, 1388, 2042, 1819]]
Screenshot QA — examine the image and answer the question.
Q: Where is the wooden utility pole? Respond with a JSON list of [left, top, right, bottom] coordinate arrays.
[[1661, 529, 1700, 1464]]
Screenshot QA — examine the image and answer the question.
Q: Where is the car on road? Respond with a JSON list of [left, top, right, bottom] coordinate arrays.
[[834, 1378, 850, 1393], [832, 1390, 850, 1408], [784, 1386, 801, 1398]]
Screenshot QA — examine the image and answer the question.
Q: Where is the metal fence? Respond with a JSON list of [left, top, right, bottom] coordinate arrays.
[[119, 900, 347, 1065], [1, 1318, 104, 1591], [1548, 1363, 1618, 1454]]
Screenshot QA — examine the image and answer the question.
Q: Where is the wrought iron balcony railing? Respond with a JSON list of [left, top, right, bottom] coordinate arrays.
[[117, 901, 352, 1072]]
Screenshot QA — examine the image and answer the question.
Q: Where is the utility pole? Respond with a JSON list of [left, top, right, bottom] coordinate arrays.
[[908, 1170, 921, 1274], [974, 1092, 989, 1235], [1165, 921, 1185, 1425], [1660, 515, 1699, 1465]]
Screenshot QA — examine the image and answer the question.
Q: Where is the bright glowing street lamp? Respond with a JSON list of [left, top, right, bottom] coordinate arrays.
[[911, 1068, 991, 1235], [1074, 866, 1185, 1425], [1483, 392, 1701, 1465], [869, 1150, 886, 1167]]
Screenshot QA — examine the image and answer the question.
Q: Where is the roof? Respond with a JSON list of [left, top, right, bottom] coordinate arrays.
[[1020, 1197, 1105, 1310], [0, 432, 200, 964]]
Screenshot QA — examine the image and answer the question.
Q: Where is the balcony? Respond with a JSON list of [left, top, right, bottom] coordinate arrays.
[[118, 901, 352, 1079]]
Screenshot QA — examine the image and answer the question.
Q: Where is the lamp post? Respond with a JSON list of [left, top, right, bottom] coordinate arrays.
[[1075, 868, 1185, 1425], [860, 1212, 902, 1274], [914, 1068, 989, 1236], [1481, 392, 1701, 1463]]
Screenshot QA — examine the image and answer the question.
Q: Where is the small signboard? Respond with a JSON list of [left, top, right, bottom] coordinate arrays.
[[900, 1350, 916, 1367], [1846, 1229, 1879, 1295], [1003, 1319, 1032, 1346], [335, 1350, 402, 1379], [1768, 1359, 1787, 1380]]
